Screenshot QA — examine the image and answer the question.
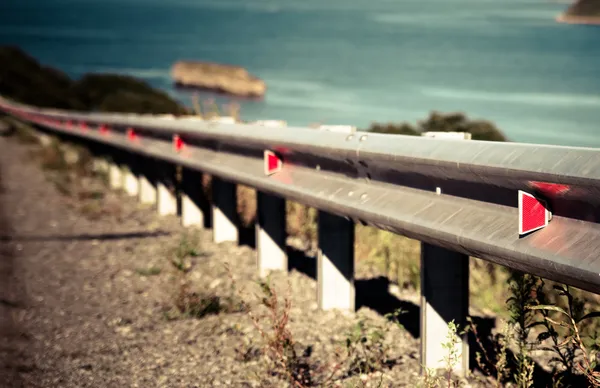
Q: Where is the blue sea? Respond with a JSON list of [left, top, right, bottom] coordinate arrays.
[[0, 0, 599, 147]]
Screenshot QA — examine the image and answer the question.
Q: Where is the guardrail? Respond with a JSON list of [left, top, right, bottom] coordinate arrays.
[[1, 95, 600, 375]]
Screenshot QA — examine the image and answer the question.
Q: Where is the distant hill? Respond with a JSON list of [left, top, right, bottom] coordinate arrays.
[[0, 46, 189, 115], [558, 0, 600, 24]]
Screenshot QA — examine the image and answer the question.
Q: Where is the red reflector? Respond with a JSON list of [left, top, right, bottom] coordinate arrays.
[[127, 128, 137, 141], [99, 125, 110, 136], [528, 181, 570, 196], [518, 190, 551, 236], [66, 120, 73, 129], [264, 150, 282, 175], [173, 135, 184, 152], [80, 122, 87, 132]]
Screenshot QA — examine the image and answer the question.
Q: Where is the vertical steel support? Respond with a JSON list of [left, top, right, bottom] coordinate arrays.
[[108, 154, 123, 190], [212, 177, 238, 243], [157, 161, 177, 216], [123, 155, 140, 197], [317, 211, 355, 311], [181, 167, 206, 227], [256, 191, 287, 277], [138, 157, 157, 205], [420, 242, 469, 375]]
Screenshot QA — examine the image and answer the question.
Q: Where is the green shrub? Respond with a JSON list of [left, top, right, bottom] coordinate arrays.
[[367, 111, 508, 142]]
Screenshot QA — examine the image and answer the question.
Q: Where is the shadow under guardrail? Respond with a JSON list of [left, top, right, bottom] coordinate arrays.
[[0, 230, 171, 242]]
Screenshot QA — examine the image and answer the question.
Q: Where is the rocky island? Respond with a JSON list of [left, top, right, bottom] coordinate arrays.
[[171, 61, 266, 99], [557, 0, 600, 25]]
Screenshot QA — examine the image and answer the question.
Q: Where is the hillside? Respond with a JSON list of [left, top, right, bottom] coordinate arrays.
[[0, 46, 188, 115]]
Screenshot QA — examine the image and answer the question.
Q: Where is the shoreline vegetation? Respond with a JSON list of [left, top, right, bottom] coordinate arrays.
[[0, 46, 189, 115], [557, 0, 600, 25]]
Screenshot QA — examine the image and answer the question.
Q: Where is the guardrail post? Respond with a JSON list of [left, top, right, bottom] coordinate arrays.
[[420, 243, 469, 375], [256, 192, 287, 277], [123, 156, 140, 197], [108, 155, 123, 190], [317, 211, 355, 311], [139, 157, 157, 205], [212, 177, 238, 243], [181, 167, 206, 227], [157, 161, 177, 216], [92, 154, 110, 175]]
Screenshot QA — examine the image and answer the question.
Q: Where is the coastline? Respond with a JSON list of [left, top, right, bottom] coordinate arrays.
[[556, 13, 600, 25]]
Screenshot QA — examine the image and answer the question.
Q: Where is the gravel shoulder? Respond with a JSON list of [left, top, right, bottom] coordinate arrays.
[[0, 136, 490, 388]]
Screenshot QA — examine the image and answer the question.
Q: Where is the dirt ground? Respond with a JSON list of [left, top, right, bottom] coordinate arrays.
[[0, 135, 500, 387]]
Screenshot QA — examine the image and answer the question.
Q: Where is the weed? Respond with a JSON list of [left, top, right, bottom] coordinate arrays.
[[170, 231, 204, 273], [7, 118, 38, 144], [225, 267, 318, 387], [49, 173, 73, 196], [135, 266, 162, 277], [342, 309, 405, 379], [39, 140, 68, 172], [467, 317, 509, 387], [173, 281, 246, 319], [506, 272, 538, 388], [415, 320, 468, 388], [418, 366, 443, 388], [254, 278, 313, 386], [79, 201, 105, 219], [441, 320, 464, 387], [527, 283, 600, 386]]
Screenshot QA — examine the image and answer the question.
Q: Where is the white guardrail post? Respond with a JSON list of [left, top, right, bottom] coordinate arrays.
[[256, 192, 287, 277], [123, 155, 140, 197], [181, 167, 206, 228], [420, 131, 470, 375], [157, 160, 178, 216], [139, 156, 158, 206], [212, 177, 239, 243], [317, 211, 355, 311], [108, 154, 124, 190]]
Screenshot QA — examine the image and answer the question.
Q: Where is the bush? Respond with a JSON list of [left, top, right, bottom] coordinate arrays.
[[0, 45, 187, 115], [74, 74, 188, 115], [367, 111, 508, 142], [0, 46, 86, 110]]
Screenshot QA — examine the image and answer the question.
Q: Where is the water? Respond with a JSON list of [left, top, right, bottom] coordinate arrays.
[[0, 0, 599, 146]]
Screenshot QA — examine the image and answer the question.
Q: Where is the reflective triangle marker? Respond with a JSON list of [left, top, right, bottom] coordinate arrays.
[[518, 190, 552, 236], [127, 128, 138, 142], [173, 134, 184, 152], [264, 150, 282, 175]]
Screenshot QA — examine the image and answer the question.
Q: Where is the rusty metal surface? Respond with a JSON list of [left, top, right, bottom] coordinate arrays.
[[2, 96, 600, 293]]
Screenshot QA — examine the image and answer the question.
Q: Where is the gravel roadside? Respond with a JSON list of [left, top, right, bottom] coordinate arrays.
[[0, 136, 488, 388]]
